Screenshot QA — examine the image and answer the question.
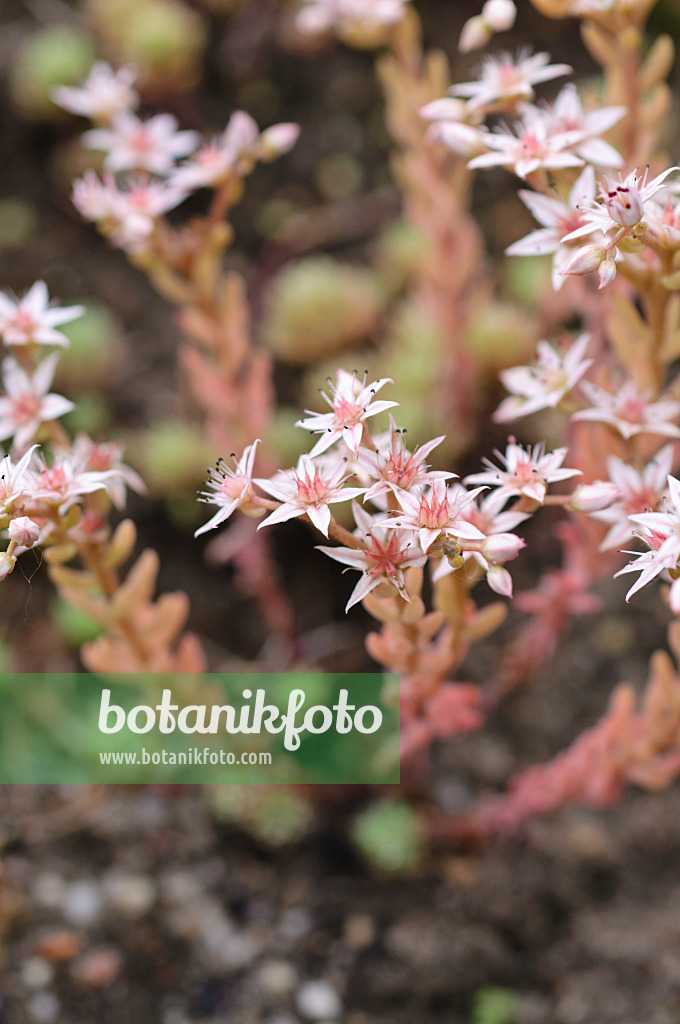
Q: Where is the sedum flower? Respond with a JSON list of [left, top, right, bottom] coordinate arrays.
[[465, 441, 580, 505], [593, 446, 675, 550], [359, 415, 453, 503], [573, 380, 680, 440], [171, 112, 299, 192], [377, 480, 486, 553], [431, 485, 528, 584], [27, 450, 113, 514], [52, 62, 139, 123], [0, 354, 74, 450], [317, 502, 426, 611], [562, 166, 679, 244], [72, 173, 187, 252], [84, 112, 199, 175], [70, 434, 146, 511], [195, 440, 262, 538], [615, 475, 680, 611], [256, 454, 365, 537], [542, 84, 624, 167], [506, 166, 598, 289], [0, 281, 84, 349], [495, 333, 592, 422], [0, 444, 39, 515], [451, 49, 571, 111], [296, 370, 398, 457], [468, 106, 586, 179]]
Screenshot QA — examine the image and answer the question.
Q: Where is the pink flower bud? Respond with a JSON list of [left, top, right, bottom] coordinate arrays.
[[459, 15, 491, 53], [598, 257, 618, 289], [486, 564, 514, 598], [568, 481, 619, 512], [0, 552, 16, 580], [258, 123, 301, 161], [670, 576, 680, 615], [482, 532, 525, 563], [560, 244, 607, 278], [8, 516, 40, 548], [482, 0, 517, 31], [604, 184, 644, 228], [420, 98, 468, 122]]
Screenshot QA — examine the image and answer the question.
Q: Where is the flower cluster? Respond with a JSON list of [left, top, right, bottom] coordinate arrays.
[[421, 52, 623, 172], [296, 0, 410, 46], [194, 370, 591, 610], [54, 64, 300, 254], [0, 282, 143, 580]]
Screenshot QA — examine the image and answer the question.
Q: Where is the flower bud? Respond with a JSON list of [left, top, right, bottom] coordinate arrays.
[[482, 0, 517, 31], [486, 564, 513, 598], [670, 576, 680, 615], [420, 98, 468, 122], [9, 515, 40, 548], [482, 532, 525, 563], [568, 481, 619, 512], [598, 258, 618, 289], [459, 15, 492, 53], [258, 123, 301, 162], [560, 244, 607, 278], [431, 121, 486, 158]]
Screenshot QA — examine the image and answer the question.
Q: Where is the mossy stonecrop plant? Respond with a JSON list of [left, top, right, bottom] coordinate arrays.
[[48, 0, 680, 837], [195, 0, 680, 839], [0, 282, 204, 673]]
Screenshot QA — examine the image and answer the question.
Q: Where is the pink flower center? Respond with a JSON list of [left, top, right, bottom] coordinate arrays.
[[383, 448, 420, 488], [617, 394, 646, 423], [129, 127, 154, 155], [519, 130, 545, 157], [296, 469, 328, 504], [365, 532, 406, 579], [12, 393, 41, 424], [13, 310, 35, 333], [40, 467, 67, 491], [509, 454, 541, 486], [417, 491, 450, 529], [333, 395, 363, 425], [87, 446, 115, 471], [624, 487, 657, 516], [497, 63, 522, 88], [219, 474, 248, 501]]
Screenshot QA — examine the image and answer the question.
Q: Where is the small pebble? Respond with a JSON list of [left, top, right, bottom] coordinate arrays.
[[258, 959, 298, 996], [161, 871, 203, 905], [104, 871, 155, 917], [343, 913, 375, 950], [71, 946, 123, 988], [33, 873, 66, 911], [296, 980, 342, 1021], [278, 907, 312, 942], [26, 992, 59, 1024], [63, 880, 102, 926], [20, 957, 54, 990], [201, 915, 260, 969], [34, 930, 82, 963]]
